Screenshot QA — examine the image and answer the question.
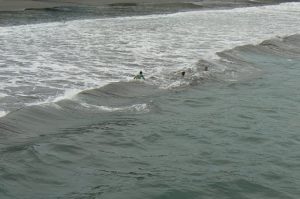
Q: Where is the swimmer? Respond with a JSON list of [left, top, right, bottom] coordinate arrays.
[[134, 71, 145, 80]]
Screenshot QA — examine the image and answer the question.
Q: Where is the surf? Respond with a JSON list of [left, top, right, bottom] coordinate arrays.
[[0, 2, 300, 117]]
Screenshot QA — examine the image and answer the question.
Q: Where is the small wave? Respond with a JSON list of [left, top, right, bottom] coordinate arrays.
[[0, 81, 157, 134], [26, 88, 81, 106], [0, 111, 7, 118], [79, 102, 150, 113], [0, 93, 8, 98], [47, 88, 80, 103]]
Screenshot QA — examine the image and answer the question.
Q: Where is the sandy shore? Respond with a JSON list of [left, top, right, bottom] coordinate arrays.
[[0, 0, 292, 12], [0, 0, 198, 11], [0, 0, 66, 11]]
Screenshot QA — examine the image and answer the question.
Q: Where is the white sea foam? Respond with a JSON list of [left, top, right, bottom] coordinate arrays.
[[0, 2, 300, 111], [0, 111, 7, 118], [26, 88, 81, 106], [0, 93, 8, 98], [80, 103, 150, 113], [50, 89, 81, 103]]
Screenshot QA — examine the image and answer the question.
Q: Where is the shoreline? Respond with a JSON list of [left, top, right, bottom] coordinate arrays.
[[0, 0, 297, 12], [0, 0, 69, 11]]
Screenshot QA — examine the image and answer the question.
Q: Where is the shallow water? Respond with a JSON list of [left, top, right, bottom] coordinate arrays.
[[1, 2, 300, 199], [1, 3, 300, 113]]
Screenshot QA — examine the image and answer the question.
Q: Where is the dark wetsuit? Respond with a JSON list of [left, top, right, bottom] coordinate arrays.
[[134, 74, 145, 80]]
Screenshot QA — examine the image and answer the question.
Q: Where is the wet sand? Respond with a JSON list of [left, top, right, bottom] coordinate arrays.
[[0, 0, 293, 11], [0, 0, 67, 11]]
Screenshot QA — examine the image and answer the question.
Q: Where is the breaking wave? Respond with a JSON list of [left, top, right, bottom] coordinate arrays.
[[1, 34, 300, 137]]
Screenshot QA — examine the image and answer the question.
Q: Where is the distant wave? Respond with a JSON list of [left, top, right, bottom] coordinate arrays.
[[195, 34, 300, 82], [218, 34, 300, 59]]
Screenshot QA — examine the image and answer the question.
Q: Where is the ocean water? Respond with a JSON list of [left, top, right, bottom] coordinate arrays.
[[1, 2, 300, 199]]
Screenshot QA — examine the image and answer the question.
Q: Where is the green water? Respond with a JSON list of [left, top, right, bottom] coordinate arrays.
[[109, 51, 300, 198], [1, 47, 300, 199]]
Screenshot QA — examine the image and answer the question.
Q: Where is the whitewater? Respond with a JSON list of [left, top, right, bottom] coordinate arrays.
[[0, 2, 300, 115]]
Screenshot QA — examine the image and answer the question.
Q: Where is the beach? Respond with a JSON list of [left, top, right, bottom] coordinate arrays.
[[0, 0, 294, 11]]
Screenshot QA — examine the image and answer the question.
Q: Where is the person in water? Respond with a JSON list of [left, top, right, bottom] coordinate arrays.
[[134, 71, 145, 80], [181, 71, 185, 77]]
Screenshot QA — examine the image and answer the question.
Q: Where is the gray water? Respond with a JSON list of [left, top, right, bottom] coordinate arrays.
[[1, 2, 300, 199]]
